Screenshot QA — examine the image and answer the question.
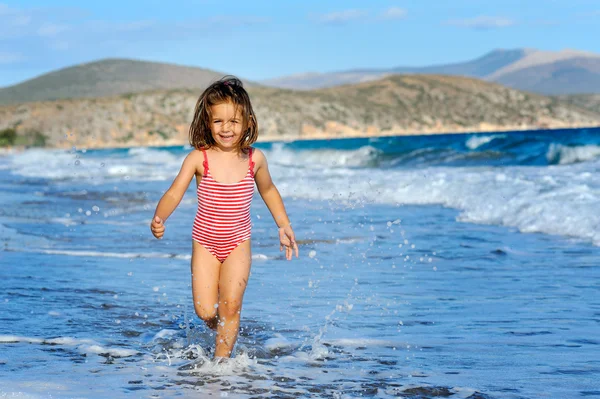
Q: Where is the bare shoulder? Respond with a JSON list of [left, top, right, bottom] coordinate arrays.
[[186, 148, 203, 159], [252, 147, 268, 167], [185, 148, 204, 163], [183, 149, 204, 174]]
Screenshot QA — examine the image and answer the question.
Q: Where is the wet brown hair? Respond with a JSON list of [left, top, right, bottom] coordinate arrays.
[[189, 76, 258, 152]]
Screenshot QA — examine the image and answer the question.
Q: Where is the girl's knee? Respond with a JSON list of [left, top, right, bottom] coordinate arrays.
[[218, 298, 242, 318], [194, 303, 217, 321]]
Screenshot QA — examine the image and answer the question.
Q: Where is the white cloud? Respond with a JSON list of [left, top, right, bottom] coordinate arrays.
[[85, 20, 157, 33], [381, 7, 407, 20], [0, 51, 24, 64], [203, 15, 270, 27], [0, 3, 271, 52], [316, 9, 368, 24], [11, 14, 31, 26], [82, 16, 269, 38], [446, 16, 516, 29], [314, 7, 407, 24], [38, 22, 69, 37], [0, 3, 31, 29]]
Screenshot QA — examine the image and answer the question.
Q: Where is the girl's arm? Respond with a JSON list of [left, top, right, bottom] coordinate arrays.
[[254, 148, 299, 259], [151, 150, 201, 239]]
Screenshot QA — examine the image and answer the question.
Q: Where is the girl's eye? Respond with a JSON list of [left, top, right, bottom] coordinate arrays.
[[232, 120, 238, 124]]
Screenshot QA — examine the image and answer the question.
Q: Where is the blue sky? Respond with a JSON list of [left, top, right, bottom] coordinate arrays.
[[1, 0, 599, 87]]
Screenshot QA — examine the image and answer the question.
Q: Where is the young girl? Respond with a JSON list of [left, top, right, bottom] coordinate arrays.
[[150, 76, 299, 359]]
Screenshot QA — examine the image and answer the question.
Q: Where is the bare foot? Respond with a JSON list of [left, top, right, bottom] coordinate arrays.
[[214, 356, 229, 364]]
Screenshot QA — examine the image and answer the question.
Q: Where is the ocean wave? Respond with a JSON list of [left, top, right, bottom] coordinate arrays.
[[275, 163, 600, 246], [38, 249, 191, 259], [0, 335, 137, 358], [465, 134, 506, 150], [6, 147, 183, 181], [546, 143, 600, 165], [7, 129, 600, 184], [4, 131, 600, 246], [267, 143, 381, 168]]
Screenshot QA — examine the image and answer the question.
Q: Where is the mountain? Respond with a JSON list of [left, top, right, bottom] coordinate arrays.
[[0, 59, 241, 105], [264, 49, 529, 89], [3, 49, 598, 106], [262, 49, 600, 95], [2, 74, 599, 149], [493, 57, 600, 95]]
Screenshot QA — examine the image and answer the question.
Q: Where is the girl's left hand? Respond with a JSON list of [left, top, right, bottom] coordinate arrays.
[[279, 225, 299, 260]]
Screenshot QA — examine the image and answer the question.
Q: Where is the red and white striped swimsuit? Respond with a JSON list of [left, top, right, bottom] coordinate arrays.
[[192, 148, 255, 262]]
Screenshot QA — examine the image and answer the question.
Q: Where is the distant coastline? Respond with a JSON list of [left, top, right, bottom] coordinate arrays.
[[260, 123, 600, 144], [3, 124, 600, 153], [2, 74, 600, 150]]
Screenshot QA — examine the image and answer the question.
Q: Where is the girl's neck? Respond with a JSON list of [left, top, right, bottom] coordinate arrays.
[[210, 145, 243, 156]]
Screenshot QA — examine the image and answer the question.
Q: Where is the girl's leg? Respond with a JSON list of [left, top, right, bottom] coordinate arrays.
[[214, 239, 252, 358], [191, 240, 222, 330]]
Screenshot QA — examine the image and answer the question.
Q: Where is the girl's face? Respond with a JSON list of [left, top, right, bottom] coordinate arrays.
[[210, 101, 244, 150]]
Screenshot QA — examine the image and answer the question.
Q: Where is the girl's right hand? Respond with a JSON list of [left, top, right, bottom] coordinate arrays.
[[150, 216, 165, 239], [279, 225, 299, 260]]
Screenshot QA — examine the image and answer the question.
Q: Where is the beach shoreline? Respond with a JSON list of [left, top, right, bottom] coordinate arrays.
[[261, 122, 600, 143], [2, 123, 599, 152]]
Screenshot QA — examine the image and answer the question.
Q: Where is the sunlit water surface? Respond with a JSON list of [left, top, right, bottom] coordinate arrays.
[[1, 128, 600, 398]]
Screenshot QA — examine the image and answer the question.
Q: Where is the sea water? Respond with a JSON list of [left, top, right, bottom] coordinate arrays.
[[1, 127, 599, 398]]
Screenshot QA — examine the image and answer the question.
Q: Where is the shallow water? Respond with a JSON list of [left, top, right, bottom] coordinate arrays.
[[1, 128, 600, 398]]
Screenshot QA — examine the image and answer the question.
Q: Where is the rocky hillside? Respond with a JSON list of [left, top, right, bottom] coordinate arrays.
[[558, 94, 600, 114], [2, 74, 600, 149], [0, 59, 240, 105]]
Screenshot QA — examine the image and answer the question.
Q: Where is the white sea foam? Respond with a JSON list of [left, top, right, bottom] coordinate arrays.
[[49, 217, 79, 227], [6, 147, 183, 182], [0, 335, 137, 358], [324, 338, 400, 347], [153, 329, 179, 340], [0, 387, 49, 398], [465, 134, 505, 150], [546, 143, 600, 165], [45, 337, 96, 345], [81, 345, 138, 357], [154, 343, 257, 375], [0, 335, 43, 344], [267, 143, 381, 168], [7, 149, 78, 179], [127, 147, 179, 164], [6, 144, 600, 247], [264, 334, 295, 351], [37, 249, 191, 259], [273, 160, 600, 246]]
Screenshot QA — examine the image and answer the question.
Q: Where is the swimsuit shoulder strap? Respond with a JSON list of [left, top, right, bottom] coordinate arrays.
[[201, 148, 209, 176], [248, 147, 255, 178]]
